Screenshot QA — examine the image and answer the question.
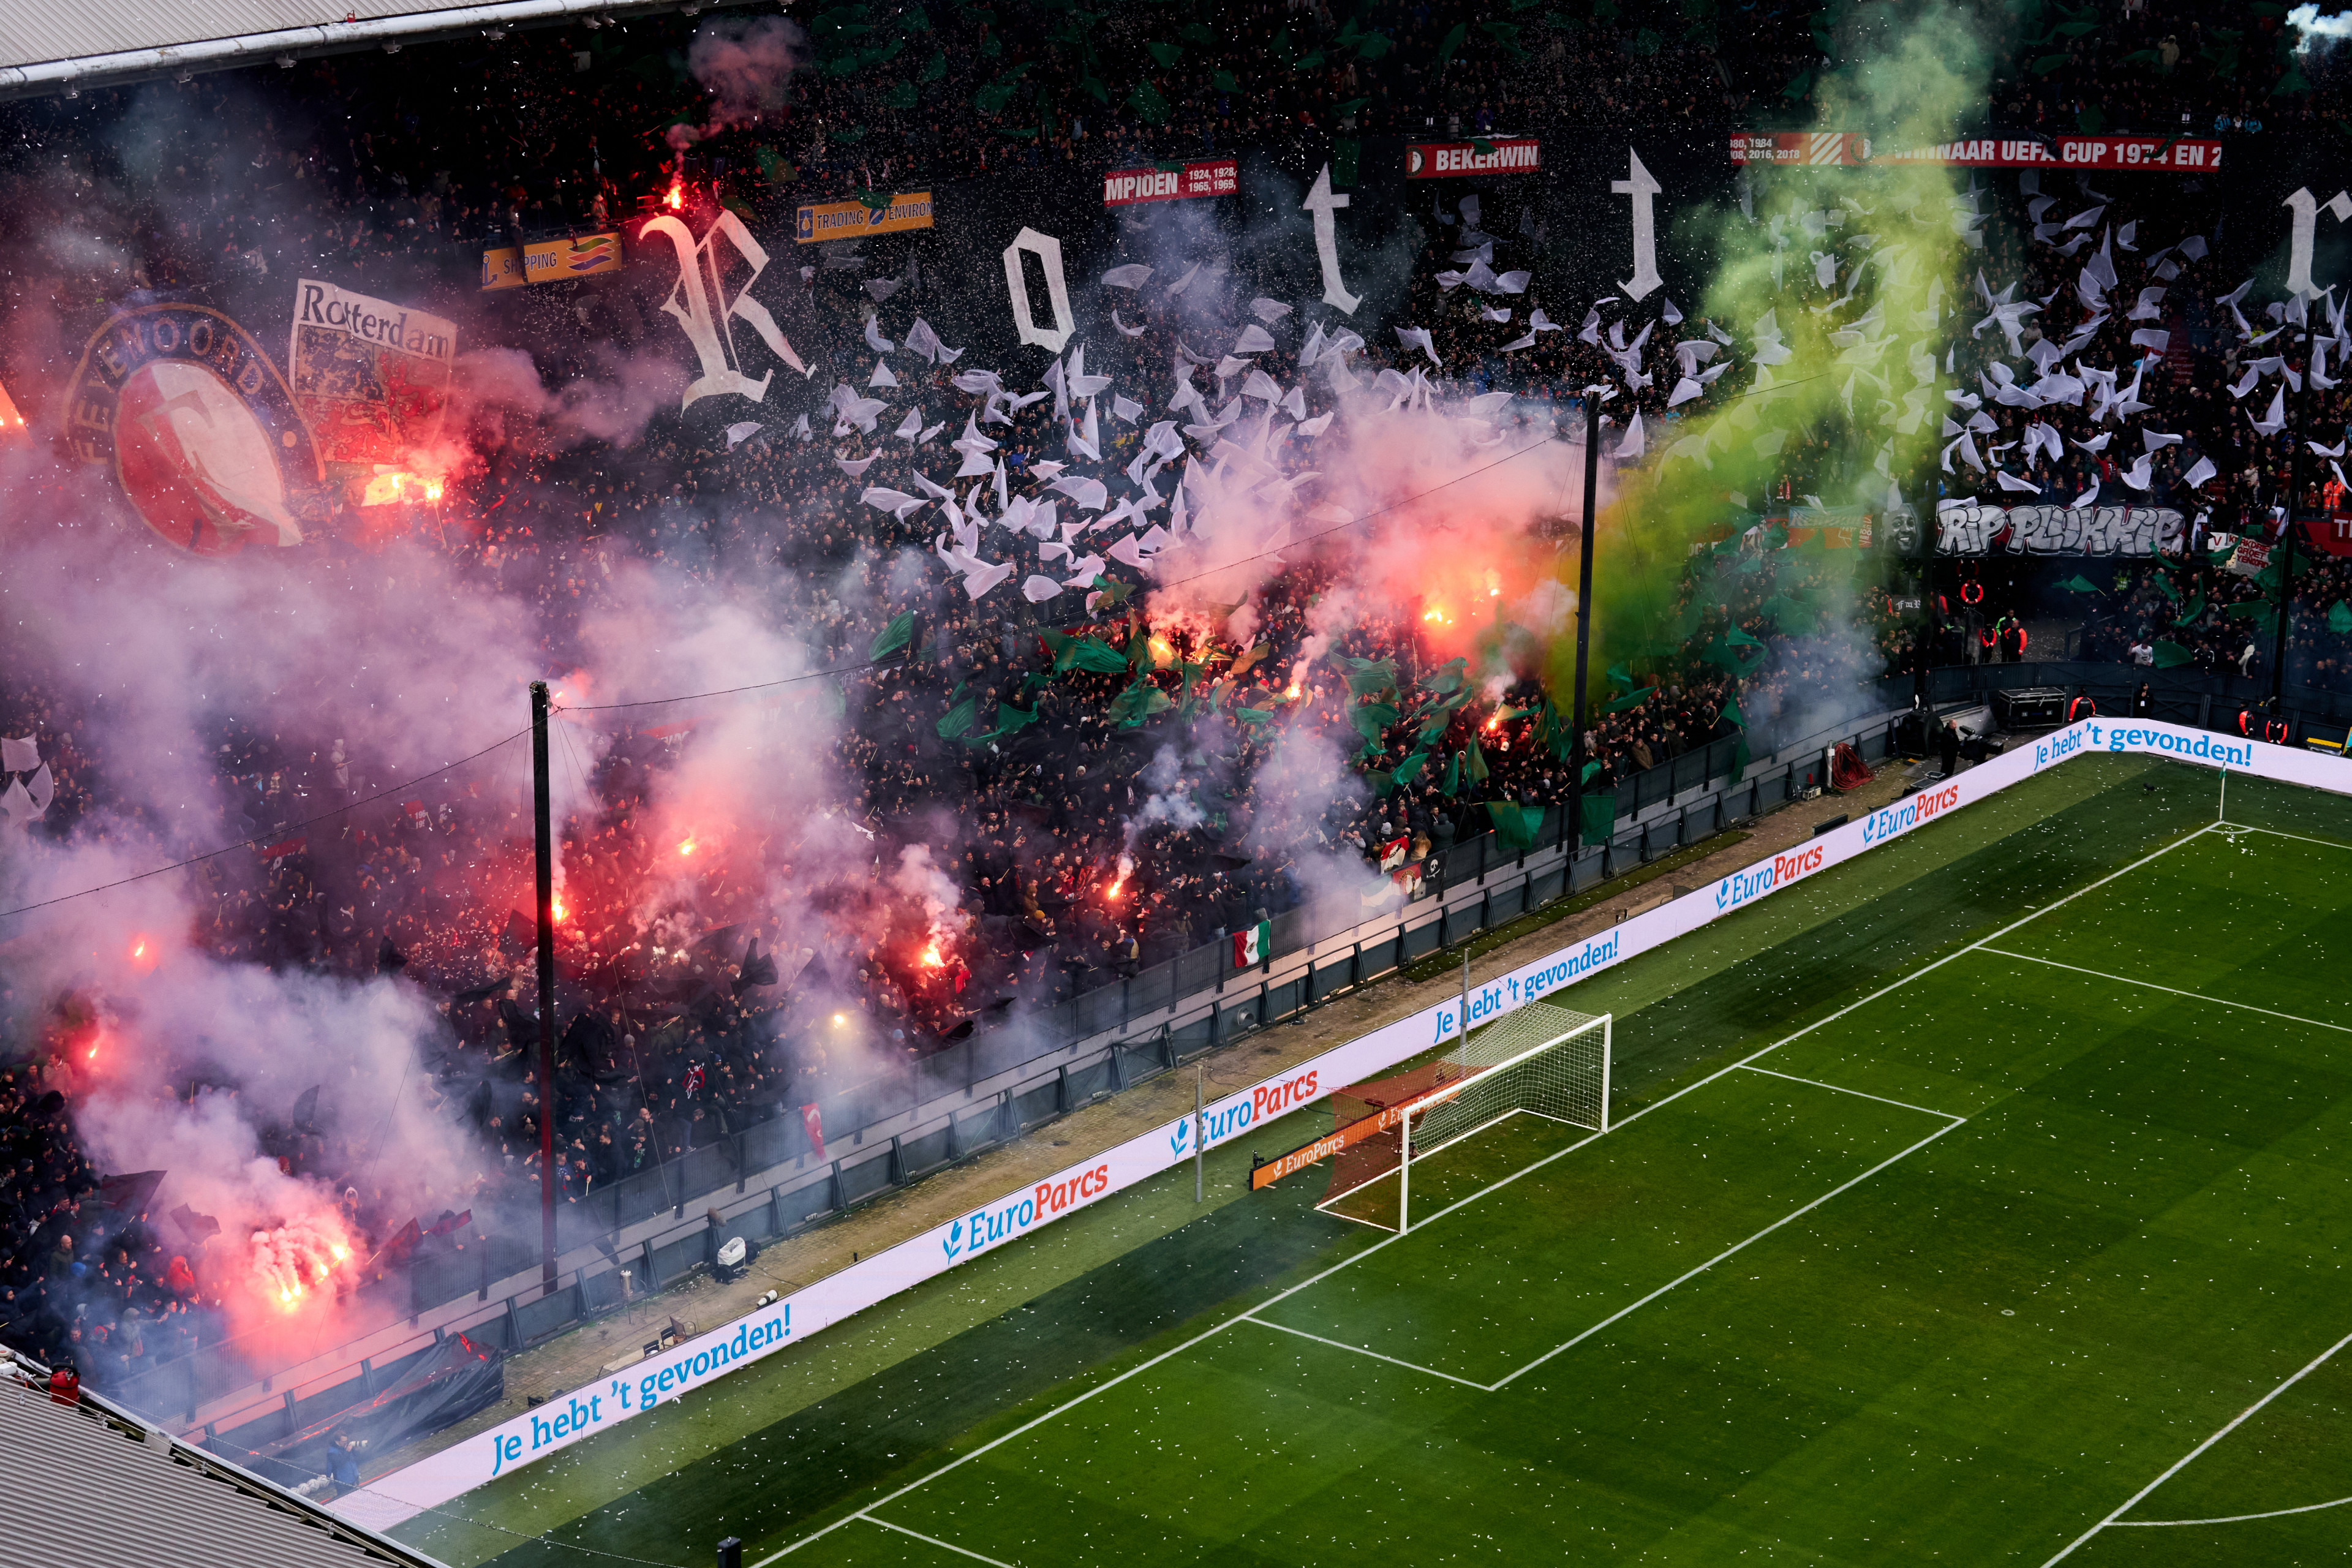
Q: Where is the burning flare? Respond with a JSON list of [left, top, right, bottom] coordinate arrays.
[[358, 470, 445, 507]]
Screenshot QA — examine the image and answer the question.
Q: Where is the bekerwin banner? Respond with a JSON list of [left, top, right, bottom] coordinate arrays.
[[1405, 137, 1543, 177], [336, 717, 2346, 1530]]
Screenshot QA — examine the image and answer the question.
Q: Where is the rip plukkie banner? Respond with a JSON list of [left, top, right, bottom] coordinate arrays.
[[287, 279, 456, 470]]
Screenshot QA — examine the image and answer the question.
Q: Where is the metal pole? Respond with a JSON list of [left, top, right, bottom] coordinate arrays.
[[1193, 1066, 1204, 1204], [2271, 320, 2311, 712], [1460, 950, 1471, 1048], [1915, 494, 1934, 709], [1565, 394, 1602, 866], [530, 680, 559, 1295], [1398, 1094, 1411, 1234]]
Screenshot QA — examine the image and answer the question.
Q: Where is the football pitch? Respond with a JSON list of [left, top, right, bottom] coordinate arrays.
[[404, 755, 2352, 1566]]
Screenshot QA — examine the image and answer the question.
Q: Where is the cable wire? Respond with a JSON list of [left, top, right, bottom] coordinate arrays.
[[0, 728, 532, 925]]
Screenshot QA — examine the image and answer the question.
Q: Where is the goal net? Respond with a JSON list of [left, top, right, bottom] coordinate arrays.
[[1315, 1005, 1609, 1232]]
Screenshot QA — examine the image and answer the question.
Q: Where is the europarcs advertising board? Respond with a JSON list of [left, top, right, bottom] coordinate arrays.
[[339, 716, 2332, 1531]]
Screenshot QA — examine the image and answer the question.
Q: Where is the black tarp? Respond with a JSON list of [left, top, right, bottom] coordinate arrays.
[[206, 1331, 504, 1490]]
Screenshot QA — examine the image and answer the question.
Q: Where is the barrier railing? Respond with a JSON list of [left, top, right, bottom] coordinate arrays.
[[127, 693, 1905, 1447]]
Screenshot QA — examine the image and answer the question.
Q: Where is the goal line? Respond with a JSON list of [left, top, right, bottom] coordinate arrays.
[[1250, 1005, 1611, 1232]]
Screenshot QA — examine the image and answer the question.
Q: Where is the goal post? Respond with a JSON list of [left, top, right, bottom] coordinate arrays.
[[1248, 1005, 1611, 1233]]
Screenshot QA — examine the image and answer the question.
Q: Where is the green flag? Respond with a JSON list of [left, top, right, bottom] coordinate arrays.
[[936, 696, 976, 739], [1056, 636, 1130, 674], [1463, 737, 1490, 783], [1579, 792, 1617, 845], [1605, 684, 1654, 715], [1490, 801, 1542, 851], [2152, 640, 2195, 668], [868, 611, 914, 662], [2332, 600, 2352, 634], [1440, 752, 1461, 797]]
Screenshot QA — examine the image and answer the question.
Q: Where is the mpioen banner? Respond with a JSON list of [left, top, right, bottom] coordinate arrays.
[[794, 191, 935, 243], [338, 717, 2348, 1530], [1406, 138, 1542, 177], [1102, 159, 1239, 207], [480, 233, 625, 290]]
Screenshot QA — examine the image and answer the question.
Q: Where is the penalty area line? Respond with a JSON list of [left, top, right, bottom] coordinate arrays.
[[859, 1513, 1019, 1566], [1486, 1116, 1962, 1392], [1243, 1314, 1493, 1389], [1977, 948, 2352, 1036]]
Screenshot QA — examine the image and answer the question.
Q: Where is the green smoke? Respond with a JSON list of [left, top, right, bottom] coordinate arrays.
[[1555, 1, 1989, 714]]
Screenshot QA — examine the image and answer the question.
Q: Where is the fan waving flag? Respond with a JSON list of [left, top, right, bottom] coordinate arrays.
[[1232, 918, 1272, 967]]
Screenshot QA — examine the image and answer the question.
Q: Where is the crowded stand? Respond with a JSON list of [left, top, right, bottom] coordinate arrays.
[[8, 0, 2352, 1407]]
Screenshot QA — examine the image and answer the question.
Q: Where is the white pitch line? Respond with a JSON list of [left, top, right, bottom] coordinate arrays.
[[2234, 824, 2352, 854], [2040, 1324, 2352, 1565], [1577, 820, 2224, 1139], [763, 822, 2218, 1564], [1486, 1118, 1963, 1391], [861, 1513, 1020, 1566], [1736, 1064, 1967, 1122], [1243, 1316, 1493, 1389], [1978, 948, 2352, 1036], [2109, 1491, 2352, 1528]]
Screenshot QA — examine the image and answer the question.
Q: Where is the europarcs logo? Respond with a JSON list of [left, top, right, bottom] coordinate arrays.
[[1715, 843, 1827, 911]]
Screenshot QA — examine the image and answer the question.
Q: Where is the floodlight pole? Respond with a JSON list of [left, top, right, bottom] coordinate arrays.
[[532, 680, 559, 1295], [1565, 393, 1601, 876], [2269, 320, 2312, 714]]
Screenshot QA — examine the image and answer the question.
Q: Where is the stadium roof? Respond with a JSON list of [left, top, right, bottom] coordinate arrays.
[[0, 0, 752, 101], [0, 1355, 448, 1568]]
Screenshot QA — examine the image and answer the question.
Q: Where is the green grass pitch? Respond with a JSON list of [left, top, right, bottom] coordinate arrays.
[[404, 756, 2352, 1566]]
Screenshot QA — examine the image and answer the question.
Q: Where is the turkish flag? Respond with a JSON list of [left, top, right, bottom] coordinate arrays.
[[800, 1103, 827, 1164]]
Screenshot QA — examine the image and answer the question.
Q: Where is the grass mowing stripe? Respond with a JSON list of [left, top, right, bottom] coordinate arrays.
[[1978, 947, 2352, 1035], [1735, 1063, 1969, 1121], [2041, 1324, 2352, 1565], [767, 816, 2226, 1564]]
